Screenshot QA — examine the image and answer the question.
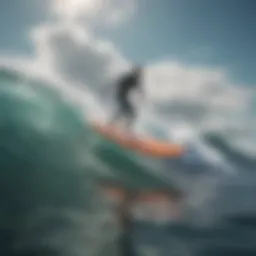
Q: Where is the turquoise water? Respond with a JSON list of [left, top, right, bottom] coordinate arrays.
[[0, 67, 256, 255]]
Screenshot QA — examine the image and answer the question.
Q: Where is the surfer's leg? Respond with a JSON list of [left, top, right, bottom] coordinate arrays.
[[109, 94, 126, 126], [110, 95, 134, 130], [122, 99, 135, 131]]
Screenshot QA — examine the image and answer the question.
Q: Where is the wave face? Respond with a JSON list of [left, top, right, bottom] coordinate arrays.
[[0, 67, 256, 255]]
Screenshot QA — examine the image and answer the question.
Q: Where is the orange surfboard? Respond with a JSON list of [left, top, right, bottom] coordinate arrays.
[[92, 122, 184, 158]]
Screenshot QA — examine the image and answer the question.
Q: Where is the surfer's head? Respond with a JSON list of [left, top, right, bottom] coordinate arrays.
[[0, 70, 117, 255]]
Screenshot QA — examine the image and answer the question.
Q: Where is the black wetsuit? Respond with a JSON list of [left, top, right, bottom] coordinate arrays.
[[112, 71, 141, 126]]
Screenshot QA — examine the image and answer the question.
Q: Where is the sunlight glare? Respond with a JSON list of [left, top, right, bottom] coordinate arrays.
[[53, 0, 102, 19]]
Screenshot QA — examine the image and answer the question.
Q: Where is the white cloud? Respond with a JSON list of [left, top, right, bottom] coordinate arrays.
[[31, 24, 129, 86], [52, 0, 136, 26], [142, 62, 253, 135]]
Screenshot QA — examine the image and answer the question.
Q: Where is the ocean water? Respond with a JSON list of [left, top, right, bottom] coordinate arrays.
[[0, 67, 256, 256]]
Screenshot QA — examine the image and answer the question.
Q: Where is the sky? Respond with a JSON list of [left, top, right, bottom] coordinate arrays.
[[105, 0, 256, 85], [0, 0, 255, 153], [1, 0, 256, 84]]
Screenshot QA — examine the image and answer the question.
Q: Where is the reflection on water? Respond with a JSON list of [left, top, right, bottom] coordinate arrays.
[[102, 183, 256, 256]]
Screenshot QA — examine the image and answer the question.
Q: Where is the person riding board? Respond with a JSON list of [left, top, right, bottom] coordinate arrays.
[[110, 66, 144, 130]]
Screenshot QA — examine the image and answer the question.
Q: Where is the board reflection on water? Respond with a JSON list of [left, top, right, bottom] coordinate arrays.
[[100, 174, 256, 256]]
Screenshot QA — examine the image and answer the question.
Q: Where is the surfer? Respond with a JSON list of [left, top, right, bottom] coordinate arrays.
[[110, 66, 144, 130]]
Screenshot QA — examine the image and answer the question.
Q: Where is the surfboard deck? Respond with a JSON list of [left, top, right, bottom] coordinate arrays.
[[91, 121, 184, 158]]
